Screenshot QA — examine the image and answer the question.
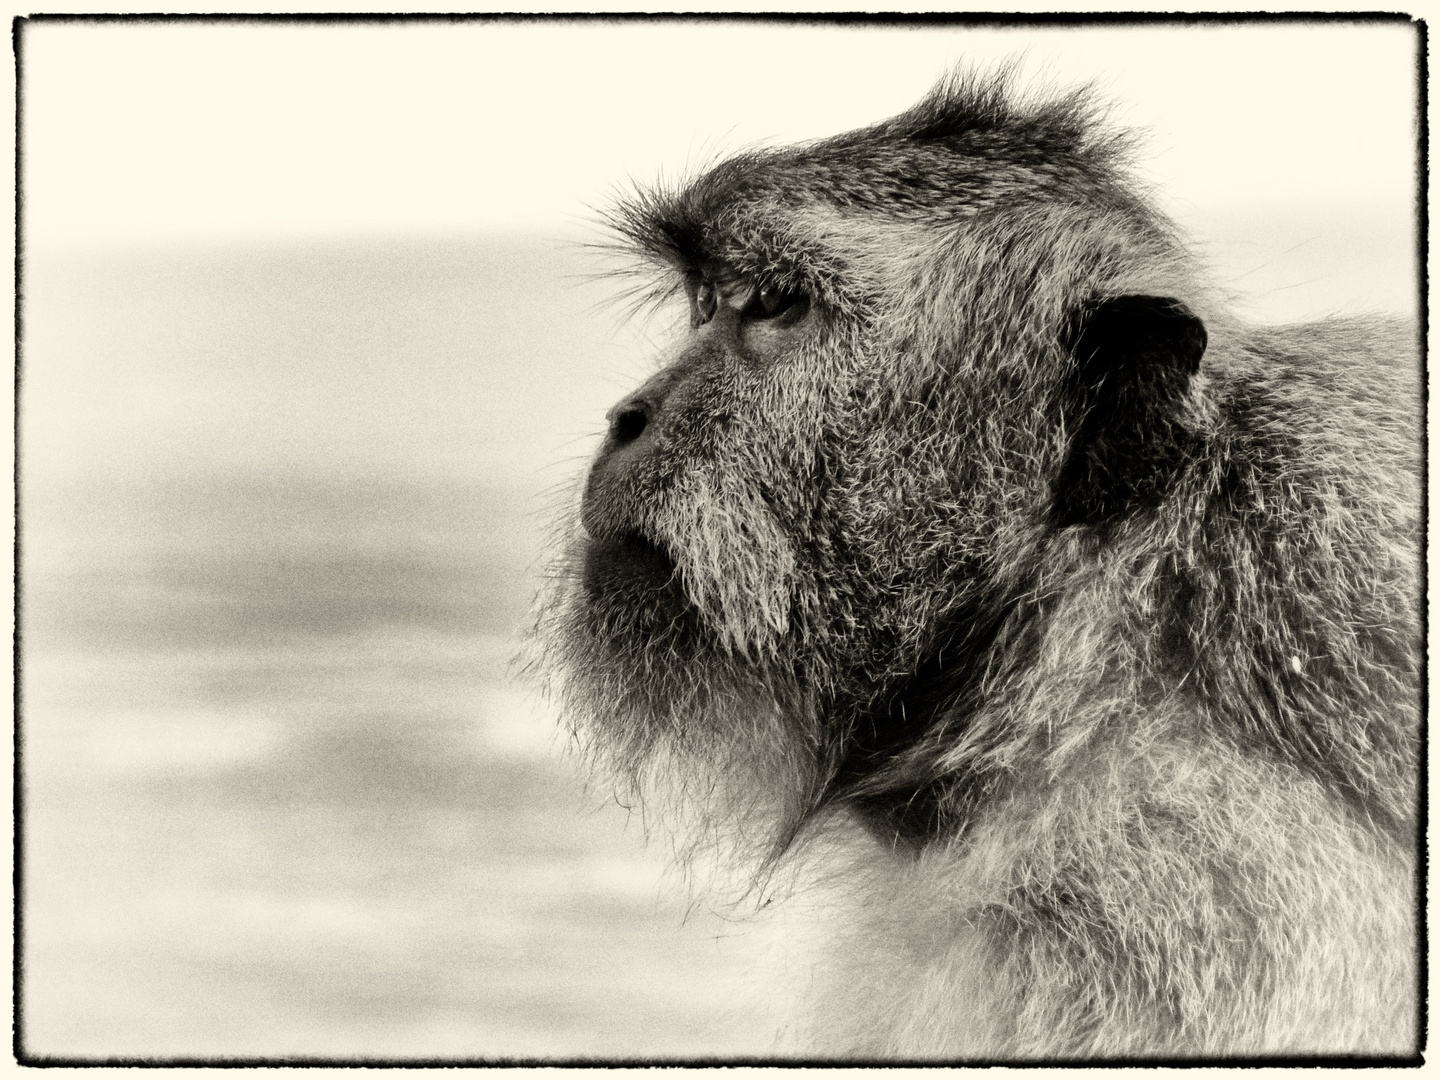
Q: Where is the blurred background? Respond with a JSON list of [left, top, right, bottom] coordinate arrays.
[[17, 18, 1418, 1061]]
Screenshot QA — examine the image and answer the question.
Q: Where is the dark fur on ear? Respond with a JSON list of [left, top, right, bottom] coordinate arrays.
[[1052, 296, 1207, 528]]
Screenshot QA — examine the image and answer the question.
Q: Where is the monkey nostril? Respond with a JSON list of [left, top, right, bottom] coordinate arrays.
[[610, 404, 649, 446]]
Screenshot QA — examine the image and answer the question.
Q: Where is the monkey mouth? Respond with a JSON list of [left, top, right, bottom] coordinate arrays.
[[581, 530, 696, 630]]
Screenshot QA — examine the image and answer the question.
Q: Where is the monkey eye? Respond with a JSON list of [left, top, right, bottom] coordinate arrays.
[[741, 280, 809, 323], [695, 274, 809, 329], [692, 280, 718, 327]]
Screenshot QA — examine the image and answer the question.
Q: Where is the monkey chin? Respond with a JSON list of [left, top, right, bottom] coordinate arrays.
[[536, 532, 824, 898], [580, 531, 692, 632]]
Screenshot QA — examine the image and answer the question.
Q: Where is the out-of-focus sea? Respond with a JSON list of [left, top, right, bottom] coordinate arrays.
[[18, 206, 1413, 1060]]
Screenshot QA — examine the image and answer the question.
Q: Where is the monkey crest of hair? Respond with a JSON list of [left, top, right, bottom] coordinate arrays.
[[531, 68, 1419, 1060]]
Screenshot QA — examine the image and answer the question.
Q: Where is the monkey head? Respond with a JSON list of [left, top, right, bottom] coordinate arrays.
[[534, 72, 1212, 860]]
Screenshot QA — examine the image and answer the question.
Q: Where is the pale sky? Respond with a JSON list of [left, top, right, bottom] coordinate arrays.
[[21, 19, 1420, 245]]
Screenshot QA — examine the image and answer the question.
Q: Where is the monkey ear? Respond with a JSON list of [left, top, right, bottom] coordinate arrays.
[[1051, 295, 1207, 529]]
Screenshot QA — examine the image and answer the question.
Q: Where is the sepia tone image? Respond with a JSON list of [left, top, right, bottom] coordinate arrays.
[[17, 18, 1421, 1062]]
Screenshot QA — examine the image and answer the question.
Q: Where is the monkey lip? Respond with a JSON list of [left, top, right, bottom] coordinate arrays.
[[580, 530, 694, 624]]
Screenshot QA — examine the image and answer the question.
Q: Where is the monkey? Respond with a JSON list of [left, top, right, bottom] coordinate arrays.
[[531, 69, 1420, 1060]]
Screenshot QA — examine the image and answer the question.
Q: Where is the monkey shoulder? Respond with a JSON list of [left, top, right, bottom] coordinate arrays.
[[1203, 313, 1420, 480], [784, 728, 1415, 1058], [866, 730, 1419, 1057], [1172, 312, 1421, 652]]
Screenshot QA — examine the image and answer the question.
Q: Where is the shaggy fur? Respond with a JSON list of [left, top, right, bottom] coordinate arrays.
[[531, 69, 1419, 1059]]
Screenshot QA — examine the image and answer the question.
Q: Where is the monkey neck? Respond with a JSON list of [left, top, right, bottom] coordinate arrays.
[[819, 592, 1030, 847]]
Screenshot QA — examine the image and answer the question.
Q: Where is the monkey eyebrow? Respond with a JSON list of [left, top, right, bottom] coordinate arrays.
[[607, 181, 839, 305], [647, 223, 807, 285]]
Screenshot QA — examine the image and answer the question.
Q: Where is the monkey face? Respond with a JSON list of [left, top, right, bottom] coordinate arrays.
[[539, 76, 1214, 846], [534, 260, 848, 849], [577, 263, 833, 663]]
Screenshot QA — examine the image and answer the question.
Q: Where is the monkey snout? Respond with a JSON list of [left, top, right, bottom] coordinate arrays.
[[585, 419, 646, 543], [594, 396, 656, 478], [606, 401, 650, 447], [599, 360, 694, 458], [584, 391, 668, 542]]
